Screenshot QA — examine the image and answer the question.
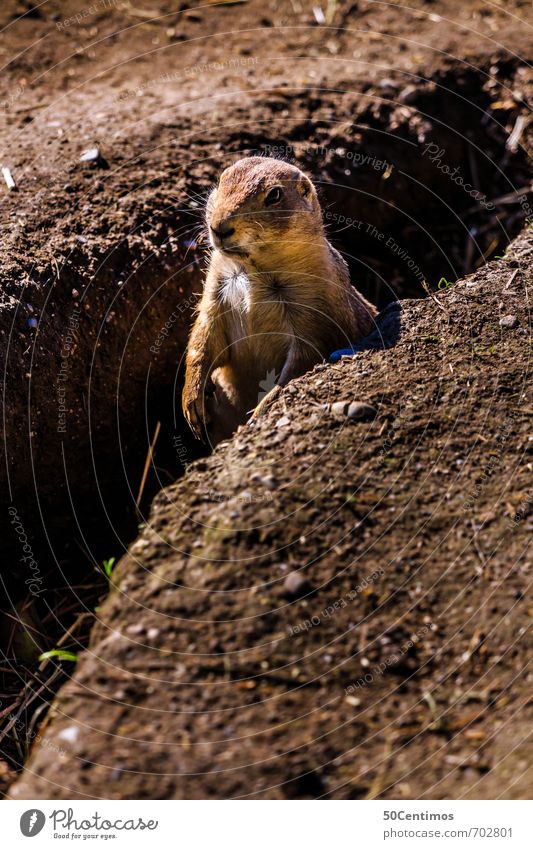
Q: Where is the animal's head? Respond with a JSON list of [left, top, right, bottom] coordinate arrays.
[[205, 157, 322, 265]]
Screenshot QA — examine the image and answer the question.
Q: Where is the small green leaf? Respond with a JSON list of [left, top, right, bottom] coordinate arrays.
[[39, 650, 78, 662], [437, 277, 454, 289], [103, 557, 116, 578]]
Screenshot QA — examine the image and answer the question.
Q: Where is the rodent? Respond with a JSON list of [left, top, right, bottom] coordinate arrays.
[[182, 156, 377, 444]]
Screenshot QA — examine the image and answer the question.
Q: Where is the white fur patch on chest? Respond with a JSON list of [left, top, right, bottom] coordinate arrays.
[[220, 271, 250, 313]]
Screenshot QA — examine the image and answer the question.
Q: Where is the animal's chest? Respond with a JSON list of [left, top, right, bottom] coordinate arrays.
[[219, 271, 300, 372], [220, 271, 295, 337]]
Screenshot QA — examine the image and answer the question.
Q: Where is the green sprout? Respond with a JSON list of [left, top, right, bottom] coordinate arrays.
[[102, 557, 116, 578], [39, 649, 78, 662]]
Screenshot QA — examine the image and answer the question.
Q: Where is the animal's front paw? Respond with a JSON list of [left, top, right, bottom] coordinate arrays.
[[182, 383, 211, 441], [250, 384, 282, 420]]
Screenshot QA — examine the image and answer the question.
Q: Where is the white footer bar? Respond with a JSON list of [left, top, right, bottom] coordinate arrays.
[[4, 800, 532, 848]]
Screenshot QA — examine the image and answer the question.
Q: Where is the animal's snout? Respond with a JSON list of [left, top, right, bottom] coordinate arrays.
[[209, 217, 243, 253], [210, 221, 235, 239]]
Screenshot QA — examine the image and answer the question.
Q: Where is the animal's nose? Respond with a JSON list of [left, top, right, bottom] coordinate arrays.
[[210, 221, 235, 239]]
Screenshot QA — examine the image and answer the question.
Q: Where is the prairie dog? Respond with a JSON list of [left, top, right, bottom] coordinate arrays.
[[182, 156, 377, 443]]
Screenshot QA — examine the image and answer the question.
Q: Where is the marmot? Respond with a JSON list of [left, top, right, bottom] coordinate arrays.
[[182, 156, 377, 443]]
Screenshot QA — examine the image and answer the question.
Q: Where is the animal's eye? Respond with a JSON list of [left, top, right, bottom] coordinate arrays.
[[264, 186, 282, 206]]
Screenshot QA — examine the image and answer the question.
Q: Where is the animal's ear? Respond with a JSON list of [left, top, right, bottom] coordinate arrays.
[[205, 188, 217, 216], [297, 175, 314, 200]]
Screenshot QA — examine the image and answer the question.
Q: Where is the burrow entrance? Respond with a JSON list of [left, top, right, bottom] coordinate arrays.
[[0, 62, 531, 781], [224, 66, 531, 307]]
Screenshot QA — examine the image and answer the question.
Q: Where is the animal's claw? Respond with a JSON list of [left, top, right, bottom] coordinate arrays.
[[183, 388, 209, 442], [250, 384, 282, 420]]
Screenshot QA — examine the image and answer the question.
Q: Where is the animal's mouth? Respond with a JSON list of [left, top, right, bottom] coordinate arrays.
[[220, 245, 249, 258], [209, 233, 249, 257]]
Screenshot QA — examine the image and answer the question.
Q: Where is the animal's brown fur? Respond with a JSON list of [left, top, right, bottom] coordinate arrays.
[[182, 156, 377, 443]]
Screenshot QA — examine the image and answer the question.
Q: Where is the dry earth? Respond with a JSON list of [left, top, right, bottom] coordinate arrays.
[[0, 0, 531, 798], [10, 228, 533, 799]]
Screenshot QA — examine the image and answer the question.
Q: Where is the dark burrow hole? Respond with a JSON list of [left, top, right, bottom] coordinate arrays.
[[1, 63, 531, 781], [233, 68, 531, 309]]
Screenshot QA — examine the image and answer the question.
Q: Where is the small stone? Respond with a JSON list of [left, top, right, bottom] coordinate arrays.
[[166, 27, 186, 40], [80, 146, 100, 163], [399, 84, 418, 104], [79, 147, 107, 167], [2, 167, 17, 191], [261, 474, 278, 490], [283, 572, 312, 599], [499, 314, 518, 329], [276, 415, 291, 428], [378, 78, 398, 97], [347, 402, 377, 421], [330, 401, 377, 421], [330, 401, 348, 416], [58, 726, 79, 743]]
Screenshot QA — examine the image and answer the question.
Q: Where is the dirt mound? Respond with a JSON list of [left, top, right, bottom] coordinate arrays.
[[10, 228, 532, 799]]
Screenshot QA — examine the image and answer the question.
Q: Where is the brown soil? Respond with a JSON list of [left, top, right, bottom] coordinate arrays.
[[0, 0, 531, 799], [10, 228, 533, 800]]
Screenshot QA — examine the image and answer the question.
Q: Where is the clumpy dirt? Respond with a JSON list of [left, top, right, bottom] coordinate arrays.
[[0, 0, 531, 799], [10, 228, 533, 800]]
